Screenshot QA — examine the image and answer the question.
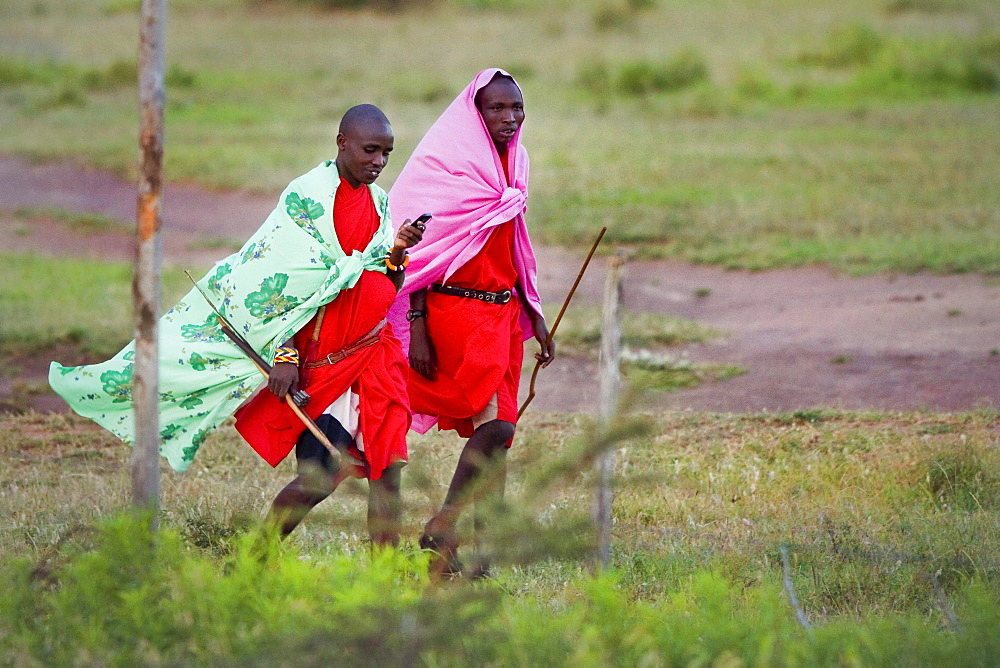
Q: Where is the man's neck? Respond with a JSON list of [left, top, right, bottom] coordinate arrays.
[[334, 159, 363, 189]]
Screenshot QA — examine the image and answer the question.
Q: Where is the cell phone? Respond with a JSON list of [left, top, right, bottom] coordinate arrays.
[[412, 213, 432, 229]]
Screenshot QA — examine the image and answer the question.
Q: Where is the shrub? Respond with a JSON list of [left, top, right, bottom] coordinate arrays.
[[35, 86, 87, 110], [269, 0, 433, 10], [81, 59, 136, 90], [733, 66, 781, 102], [883, 0, 957, 14], [798, 24, 885, 68], [3, 521, 998, 666], [503, 62, 535, 80], [103, 0, 141, 14], [680, 83, 739, 118], [852, 35, 1000, 95], [453, 0, 530, 9], [576, 60, 614, 97], [165, 64, 197, 89], [0, 59, 58, 86], [617, 48, 709, 96], [592, 0, 656, 30], [593, 4, 631, 32]]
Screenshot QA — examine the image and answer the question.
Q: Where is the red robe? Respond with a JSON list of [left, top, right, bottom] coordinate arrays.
[[234, 178, 410, 480], [407, 158, 523, 439]]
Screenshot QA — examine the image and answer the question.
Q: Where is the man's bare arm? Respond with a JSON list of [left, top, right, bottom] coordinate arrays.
[[517, 281, 554, 367], [269, 337, 300, 396], [408, 287, 436, 379], [386, 219, 424, 291]]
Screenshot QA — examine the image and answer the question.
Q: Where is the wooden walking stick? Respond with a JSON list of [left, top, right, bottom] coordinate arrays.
[[184, 272, 366, 476], [518, 226, 606, 418]]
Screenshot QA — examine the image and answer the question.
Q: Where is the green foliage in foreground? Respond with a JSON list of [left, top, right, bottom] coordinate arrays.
[[2, 408, 998, 663], [0, 513, 997, 665]]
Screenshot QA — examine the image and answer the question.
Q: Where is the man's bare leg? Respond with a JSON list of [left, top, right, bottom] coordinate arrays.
[[266, 461, 343, 538], [368, 461, 404, 548], [469, 447, 506, 579], [265, 414, 352, 538], [422, 419, 513, 577]]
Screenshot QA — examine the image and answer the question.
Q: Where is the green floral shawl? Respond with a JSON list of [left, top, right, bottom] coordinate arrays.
[[49, 161, 393, 472]]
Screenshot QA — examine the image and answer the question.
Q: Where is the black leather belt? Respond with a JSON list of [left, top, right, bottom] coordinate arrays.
[[431, 283, 512, 305]]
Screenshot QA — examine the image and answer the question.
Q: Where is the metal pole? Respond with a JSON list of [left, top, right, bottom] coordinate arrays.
[[593, 250, 626, 571], [132, 0, 166, 520]]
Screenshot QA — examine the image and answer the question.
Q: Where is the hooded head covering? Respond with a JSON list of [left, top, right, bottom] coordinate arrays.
[[387, 68, 543, 351]]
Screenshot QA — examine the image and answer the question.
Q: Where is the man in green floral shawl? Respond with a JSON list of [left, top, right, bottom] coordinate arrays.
[[49, 105, 418, 475]]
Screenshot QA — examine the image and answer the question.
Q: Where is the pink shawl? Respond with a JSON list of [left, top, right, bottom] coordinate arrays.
[[387, 68, 544, 431]]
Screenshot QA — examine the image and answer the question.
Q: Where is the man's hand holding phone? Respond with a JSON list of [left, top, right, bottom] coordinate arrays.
[[411, 212, 432, 232], [394, 213, 432, 251]]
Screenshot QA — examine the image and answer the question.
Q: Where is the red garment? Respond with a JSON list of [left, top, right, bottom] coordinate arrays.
[[408, 217, 523, 439], [235, 178, 410, 480]]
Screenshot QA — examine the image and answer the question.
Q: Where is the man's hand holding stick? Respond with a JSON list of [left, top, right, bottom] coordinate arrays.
[[184, 272, 366, 479]]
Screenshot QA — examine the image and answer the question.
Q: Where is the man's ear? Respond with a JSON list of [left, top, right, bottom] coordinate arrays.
[[335, 132, 347, 151]]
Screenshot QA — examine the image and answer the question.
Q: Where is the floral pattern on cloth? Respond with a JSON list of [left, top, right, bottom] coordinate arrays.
[[48, 161, 393, 472]]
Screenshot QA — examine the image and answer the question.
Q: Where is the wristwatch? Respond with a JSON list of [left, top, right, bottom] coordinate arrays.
[[405, 309, 427, 322]]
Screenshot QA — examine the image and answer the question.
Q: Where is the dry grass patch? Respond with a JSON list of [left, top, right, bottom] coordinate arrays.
[[1, 407, 997, 622]]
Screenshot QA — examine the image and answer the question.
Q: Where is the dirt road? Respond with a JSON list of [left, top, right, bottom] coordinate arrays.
[[2, 156, 997, 414]]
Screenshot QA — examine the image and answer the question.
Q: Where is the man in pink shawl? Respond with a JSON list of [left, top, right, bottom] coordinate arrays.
[[387, 68, 553, 579]]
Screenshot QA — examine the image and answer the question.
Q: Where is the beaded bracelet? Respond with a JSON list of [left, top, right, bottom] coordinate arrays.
[[384, 252, 409, 272], [273, 346, 300, 366]]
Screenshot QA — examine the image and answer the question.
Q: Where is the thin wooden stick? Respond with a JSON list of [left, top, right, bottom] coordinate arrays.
[[518, 227, 606, 418], [184, 272, 364, 473]]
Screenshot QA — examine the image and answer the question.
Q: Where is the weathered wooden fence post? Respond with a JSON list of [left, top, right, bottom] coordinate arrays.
[[132, 0, 166, 520], [593, 250, 626, 571]]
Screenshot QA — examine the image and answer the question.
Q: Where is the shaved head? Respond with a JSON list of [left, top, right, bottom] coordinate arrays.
[[336, 104, 394, 188], [339, 104, 391, 136]]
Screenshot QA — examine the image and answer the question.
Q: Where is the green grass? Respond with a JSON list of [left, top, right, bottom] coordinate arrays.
[[1, 253, 742, 412], [0, 408, 998, 662], [622, 349, 746, 392], [551, 305, 722, 354], [12, 206, 130, 233], [0, 253, 190, 358], [0, 0, 998, 273], [540, 306, 737, 392], [1, 5, 996, 655]]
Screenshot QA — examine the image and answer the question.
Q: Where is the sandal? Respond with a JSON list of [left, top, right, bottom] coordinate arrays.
[[419, 532, 463, 580], [467, 562, 492, 581]]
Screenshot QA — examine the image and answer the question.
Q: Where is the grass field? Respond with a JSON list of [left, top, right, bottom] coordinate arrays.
[[0, 251, 733, 413], [1, 0, 998, 272], [1, 408, 997, 662], [1, 1, 998, 662]]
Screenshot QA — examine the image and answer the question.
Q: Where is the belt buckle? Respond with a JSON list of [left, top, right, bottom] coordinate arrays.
[[498, 290, 512, 304]]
